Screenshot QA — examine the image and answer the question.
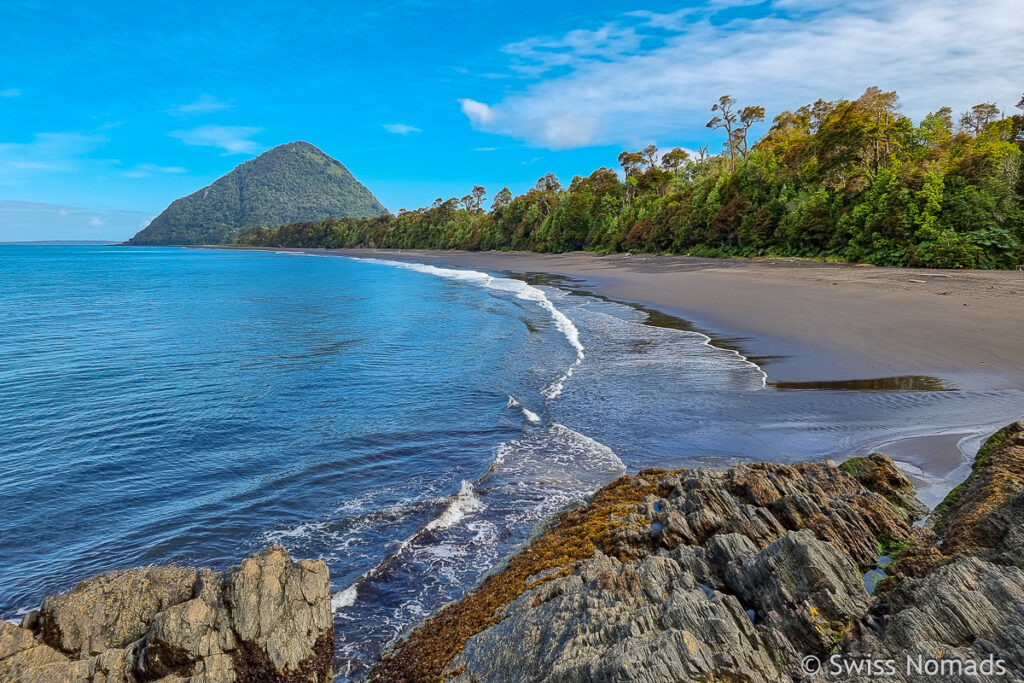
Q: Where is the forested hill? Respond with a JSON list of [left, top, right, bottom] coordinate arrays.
[[126, 141, 387, 246], [238, 89, 1024, 269]]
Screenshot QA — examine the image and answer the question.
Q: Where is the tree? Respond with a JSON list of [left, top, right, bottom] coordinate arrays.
[[469, 185, 487, 212], [535, 173, 562, 192], [737, 105, 766, 157], [641, 144, 659, 169], [617, 150, 645, 177], [492, 187, 512, 211], [959, 103, 1001, 135], [660, 147, 690, 173], [1017, 93, 1024, 112], [707, 95, 738, 168], [918, 107, 953, 146], [857, 87, 905, 174]]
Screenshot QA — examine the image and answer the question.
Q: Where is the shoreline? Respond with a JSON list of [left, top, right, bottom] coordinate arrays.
[[203, 246, 1024, 391], [197, 245, 1024, 501]]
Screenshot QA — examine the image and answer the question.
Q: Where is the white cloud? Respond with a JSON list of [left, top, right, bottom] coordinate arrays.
[[541, 113, 600, 149], [169, 125, 262, 155], [170, 94, 231, 116], [121, 163, 188, 179], [461, 0, 1024, 149], [503, 23, 642, 75], [0, 89, 21, 98], [382, 123, 421, 134], [458, 98, 497, 126], [0, 133, 107, 177]]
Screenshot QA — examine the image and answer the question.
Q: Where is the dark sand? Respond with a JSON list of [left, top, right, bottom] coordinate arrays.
[[200, 246, 1024, 494], [327, 249, 1024, 391]]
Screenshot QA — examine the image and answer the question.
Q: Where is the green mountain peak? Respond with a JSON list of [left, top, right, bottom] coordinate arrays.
[[125, 142, 388, 245]]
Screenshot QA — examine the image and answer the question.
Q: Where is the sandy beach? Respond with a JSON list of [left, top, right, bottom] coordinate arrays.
[[199, 245, 1024, 491], [322, 248, 1024, 391]]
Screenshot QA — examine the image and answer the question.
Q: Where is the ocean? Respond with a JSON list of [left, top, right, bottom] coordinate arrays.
[[2, 245, 1022, 679]]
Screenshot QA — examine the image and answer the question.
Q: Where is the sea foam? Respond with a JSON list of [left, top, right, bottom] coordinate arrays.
[[331, 584, 359, 611], [507, 395, 541, 423], [354, 258, 585, 400], [424, 480, 485, 532]]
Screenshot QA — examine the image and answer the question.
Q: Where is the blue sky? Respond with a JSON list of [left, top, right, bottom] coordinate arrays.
[[2, 0, 1022, 240]]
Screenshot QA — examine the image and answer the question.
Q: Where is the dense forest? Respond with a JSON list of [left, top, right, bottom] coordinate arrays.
[[237, 89, 1024, 268]]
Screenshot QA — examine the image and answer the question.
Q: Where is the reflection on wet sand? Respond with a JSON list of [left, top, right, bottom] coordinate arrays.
[[770, 375, 955, 391]]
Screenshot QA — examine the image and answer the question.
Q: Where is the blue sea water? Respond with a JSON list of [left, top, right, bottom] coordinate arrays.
[[2, 245, 1023, 679]]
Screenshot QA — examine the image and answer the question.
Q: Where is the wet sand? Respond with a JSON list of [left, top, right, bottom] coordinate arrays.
[[201, 246, 1024, 495], [329, 249, 1024, 391]]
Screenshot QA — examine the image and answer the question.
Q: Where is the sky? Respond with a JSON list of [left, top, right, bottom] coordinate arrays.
[[1, 0, 1022, 241]]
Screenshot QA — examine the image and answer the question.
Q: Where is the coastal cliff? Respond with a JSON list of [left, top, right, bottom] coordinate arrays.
[[373, 421, 1024, 682], [0, 546, 333, 683]]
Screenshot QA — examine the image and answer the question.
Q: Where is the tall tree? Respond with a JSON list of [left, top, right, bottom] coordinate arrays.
[[470, 185, 487, 212], [535, 173, 562, 193], [660, 147, 690, 173], [492, 187, 512, 211], [737, 105, 766, 157], [857, 87, 904, 174], [959, 103, 1001, 135], [707, 95, 738, 168], [617, 150, 645, 177], [641, 144, 659, 169]]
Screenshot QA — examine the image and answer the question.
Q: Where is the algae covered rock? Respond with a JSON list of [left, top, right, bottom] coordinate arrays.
[[445, 530, 873, 682], [0, 546, 333, 683], [839, 451, 931, 523], [932, 420, 1024, 563], [374, 457, 919, 682], [375, 424, 1024, 683]]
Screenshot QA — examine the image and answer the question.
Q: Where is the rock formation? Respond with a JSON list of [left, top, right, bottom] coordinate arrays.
[[1, 546, 333, 683], [6, 421, 1024, 682], [373, 421, 1024, 682]]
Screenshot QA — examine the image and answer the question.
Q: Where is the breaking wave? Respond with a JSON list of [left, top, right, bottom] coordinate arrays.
[[507, 395, 541, 423], [353, 258, 585, 400]]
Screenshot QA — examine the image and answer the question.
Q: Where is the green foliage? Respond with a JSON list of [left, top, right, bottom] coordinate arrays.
[[126, 141, 388, 245], [237, 90, 1024, 269], [876, 536, 914, 558]]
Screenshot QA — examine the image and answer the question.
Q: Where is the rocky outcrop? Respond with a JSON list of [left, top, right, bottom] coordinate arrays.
[[374, 422, 1024, 682], [931, 420, 1024, 563], [1, 546, 332, 683]]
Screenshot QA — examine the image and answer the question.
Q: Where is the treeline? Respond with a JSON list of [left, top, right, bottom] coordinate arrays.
[[237, 88, 1024, 268]]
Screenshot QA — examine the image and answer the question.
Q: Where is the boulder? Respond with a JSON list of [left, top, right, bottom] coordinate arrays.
[[37, 565, 197, 657], [845, 556, 1024, 681], [1, 546, 332, 683]]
